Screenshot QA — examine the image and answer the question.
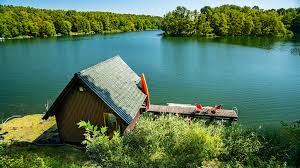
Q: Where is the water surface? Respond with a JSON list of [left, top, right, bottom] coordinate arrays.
[[0, 31, 300, 126]]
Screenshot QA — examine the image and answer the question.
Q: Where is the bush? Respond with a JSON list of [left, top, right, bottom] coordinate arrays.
[[258, 121, 300, 166], [80, 114, 287, 167], [221, 126, 262, 164], [124, 114, 224, 167], [79, 115, 225, 167], [78, 121, 129, 167]]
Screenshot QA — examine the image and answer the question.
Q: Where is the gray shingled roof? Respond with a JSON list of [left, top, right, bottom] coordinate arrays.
[[77, 56, 146, 124]]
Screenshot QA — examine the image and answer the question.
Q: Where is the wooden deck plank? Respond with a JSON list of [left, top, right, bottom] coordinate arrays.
[[147, 104, 238, 120]]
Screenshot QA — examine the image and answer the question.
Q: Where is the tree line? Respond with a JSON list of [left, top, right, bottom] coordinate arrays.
[[162, 5, 300, 37], [0, 5, 162, 38]]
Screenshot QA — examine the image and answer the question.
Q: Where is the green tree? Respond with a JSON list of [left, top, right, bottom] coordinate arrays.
[[0, 24, 11, 38], [261, 12, 287, 36], [228, 11, 245, 36], [102, 17, 111, 31], [252, 15, 262, 36], [292, 14, 300, 34], [120, 19, 135, 32], [195, 14, 213, 36], [57, 20, 72, 35], [81, 18, 91, 33], [162, 6, 195, 36], [243, 15, 254, 35], [211, 13, 229, 36], [135, 20, 144, 31], [282, 10, 297, 30], [277, 8, 286, 15], [90, 20, 103, 33], [200, 6, 212, 14], [39, 21, 56, 37], [0, 14, 11, 37]]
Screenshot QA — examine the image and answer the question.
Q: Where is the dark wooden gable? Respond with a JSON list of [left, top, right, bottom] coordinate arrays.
[[43, 56, 146, 124]]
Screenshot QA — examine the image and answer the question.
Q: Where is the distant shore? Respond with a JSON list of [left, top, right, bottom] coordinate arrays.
[[0, 29, 159, 41]]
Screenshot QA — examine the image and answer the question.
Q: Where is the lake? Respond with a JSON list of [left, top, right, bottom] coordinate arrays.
[[0, 30, 300, 126]]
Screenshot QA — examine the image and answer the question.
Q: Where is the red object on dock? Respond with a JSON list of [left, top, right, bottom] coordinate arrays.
[[140, 73, 150, 109], [147, 104, 238, 123], [211, 104, 222, 114], [214, 104, 222, 110], [195, 103, 203, 110]]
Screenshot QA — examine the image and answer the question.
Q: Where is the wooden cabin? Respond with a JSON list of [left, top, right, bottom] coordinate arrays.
[[42, 56, 146, 144]]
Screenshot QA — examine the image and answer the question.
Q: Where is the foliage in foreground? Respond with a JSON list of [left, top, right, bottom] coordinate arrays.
[[258, 121, 300, 166], [79, 114, 299, 167], [0, 142, 94, 168], [0, 114, 298, 167], [162, 5, 300, 37]]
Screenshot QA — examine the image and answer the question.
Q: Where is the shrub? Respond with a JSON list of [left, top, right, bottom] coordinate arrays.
[[221, 126, 262, 164], [78, 121, 131, 167], [124, 114, 224, 167], [79, 114, 290, 167], [258, 121, 300, 166]]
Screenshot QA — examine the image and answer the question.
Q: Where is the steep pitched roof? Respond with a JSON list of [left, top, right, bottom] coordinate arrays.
[[43, 56, 146, 124]]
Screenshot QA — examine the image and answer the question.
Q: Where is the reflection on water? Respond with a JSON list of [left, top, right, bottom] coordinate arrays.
[[160, 34, 300, 127], [162, 36, 292, 50], [291, 47, 300, 56], [289, 36, 300, 56]]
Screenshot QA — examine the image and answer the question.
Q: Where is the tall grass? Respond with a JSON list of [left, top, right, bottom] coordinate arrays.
[[0, 142, 92, 168], [79, 113, 297, 167]]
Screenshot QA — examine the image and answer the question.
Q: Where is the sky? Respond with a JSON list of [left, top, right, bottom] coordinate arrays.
[[0, 0, 299, 16]]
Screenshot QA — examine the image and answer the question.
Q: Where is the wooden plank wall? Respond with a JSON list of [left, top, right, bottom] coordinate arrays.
[[55, 80, 121, 143]]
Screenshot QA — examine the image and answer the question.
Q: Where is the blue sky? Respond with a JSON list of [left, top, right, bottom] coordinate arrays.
[[0, 0, 299, 16]]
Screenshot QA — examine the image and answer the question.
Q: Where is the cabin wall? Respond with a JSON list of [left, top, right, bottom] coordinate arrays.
[[55, 80, 123, 143]]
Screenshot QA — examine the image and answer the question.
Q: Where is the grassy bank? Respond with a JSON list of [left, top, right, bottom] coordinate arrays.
[[1, 114, 300, 167], [0, 142, 92, 168], [0, 114, 55, 142], [0, 115, 95, 167]]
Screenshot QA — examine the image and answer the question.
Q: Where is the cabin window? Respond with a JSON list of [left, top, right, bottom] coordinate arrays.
[[104, 113, 120, 135]]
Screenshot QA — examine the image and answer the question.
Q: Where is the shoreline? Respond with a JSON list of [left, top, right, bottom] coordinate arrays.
[[3, 30, 296, 41], [162, 32, 295, 38], [0, 29, 160, 41]]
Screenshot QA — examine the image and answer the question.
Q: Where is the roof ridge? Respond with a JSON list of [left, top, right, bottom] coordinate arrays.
[[78, 55, 121, 74]]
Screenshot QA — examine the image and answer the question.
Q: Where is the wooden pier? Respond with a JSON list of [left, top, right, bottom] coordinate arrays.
[[147, 104, 238, 124]]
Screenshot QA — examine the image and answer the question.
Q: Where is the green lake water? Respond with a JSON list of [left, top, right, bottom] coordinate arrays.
[[0, 30, 300, 126]]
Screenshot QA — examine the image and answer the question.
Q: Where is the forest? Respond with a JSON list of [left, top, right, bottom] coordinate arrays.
[[2, 5, 300, 38], [0, 5, 162, 38], [162, 5, 300, 37]]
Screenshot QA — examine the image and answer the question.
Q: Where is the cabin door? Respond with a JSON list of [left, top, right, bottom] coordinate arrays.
[[103, 112, 121, 136]]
